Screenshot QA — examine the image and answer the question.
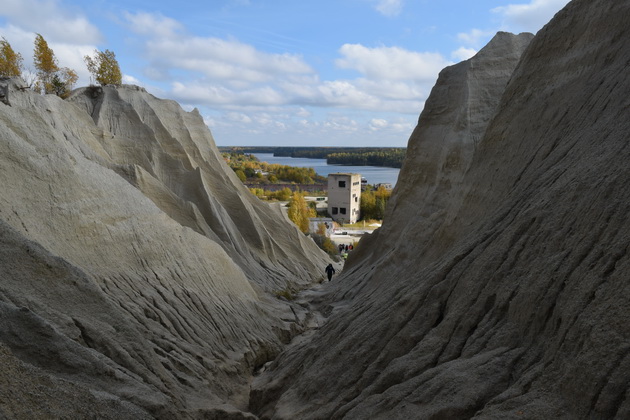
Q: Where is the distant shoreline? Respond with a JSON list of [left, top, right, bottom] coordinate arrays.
[[218, 146, 406, 169]]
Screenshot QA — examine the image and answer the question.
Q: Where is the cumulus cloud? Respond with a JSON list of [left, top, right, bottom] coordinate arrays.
[[0, 23, 95, 85], [374, 0, 404, 17], [124, 11, 313, 86], [50, 43, 95, 82], [336, 44, 450, 81], [323, 115, 360, 132], [172, 81, 287, 107], [122, 74, 143, 85], [319, 80, 378, 108], [296, 107, 311, 118], [124, 11, 182, 38], [278, 78, 424, 113], [457, 28, 496, 48], [122, 11, 440, 127], [353, 79, 424, 101], [369, 118, 388, 130], [493, 0, 571, 32], [226, 112, 253, 124], [451, 47, 478, 62], [1, 0, 101, 44]]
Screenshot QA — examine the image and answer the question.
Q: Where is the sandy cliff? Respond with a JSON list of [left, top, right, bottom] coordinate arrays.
[[0, 80, 329, 418], [251, 0, 630, 418], [2, 0, 629, 418]]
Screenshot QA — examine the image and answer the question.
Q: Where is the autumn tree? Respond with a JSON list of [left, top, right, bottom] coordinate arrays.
[[84, 49, 122, 85], [235, 169, 247, 182], [0, 38, 23, 77], [311, 232, 338, 257], [274, 187, 292, 201], [33, 33, 58, 93], [50, 67, 78, 98], [360, 185, 391, 220], [287, 191, 316, 233], [33, 34, 77, 97]]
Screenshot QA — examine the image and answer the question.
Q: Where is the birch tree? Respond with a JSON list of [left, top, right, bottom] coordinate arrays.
[[84, 49, 122, 85], [33, 34, 77, 97], [33, 33, 58, 93], [0, 38, 23, 77]]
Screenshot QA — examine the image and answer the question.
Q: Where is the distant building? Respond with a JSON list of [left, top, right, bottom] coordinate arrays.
[[328, 173, 361, 224], [375, 182, 393, 190]]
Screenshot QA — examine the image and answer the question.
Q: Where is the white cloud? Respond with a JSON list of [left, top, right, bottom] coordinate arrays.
[[451, 47, 478, 62], [171, 81, 287, 107], [206, 105, 417, 147], [124, 11, 182, 38], [336, 44, 450, 81], [121, 11, 438, 134], [226, 112, 253, 124], [296, 107, 311, 118], [1, 0, 101, 44], [353, 79, 424, 101], [318, 80, 379, 108], [124, 11, 314, 86], [369, 118, 389, 130], [0, 25, 37, 64], [50, 43, 95, 84], [389, 118, 415, 133], [0, 23, 95, 86], [457, 29, 495, 48], [368, 117, 415, 134], [277, 78, 423, 113], [323, 115, 359, 132], [374, 0, 404, 17], [122, 74, 143, 85], [492, 0, 571, 32]]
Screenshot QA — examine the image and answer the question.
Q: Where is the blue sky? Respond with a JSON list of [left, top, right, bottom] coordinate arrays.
[[1, 0, 569, 147]]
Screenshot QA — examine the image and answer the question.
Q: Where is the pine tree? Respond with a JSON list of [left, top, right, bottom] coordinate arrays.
[[51, 67, 78, 98]]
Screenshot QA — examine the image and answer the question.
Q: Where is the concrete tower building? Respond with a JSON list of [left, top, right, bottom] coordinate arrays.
[[327, 173, 361, 224]]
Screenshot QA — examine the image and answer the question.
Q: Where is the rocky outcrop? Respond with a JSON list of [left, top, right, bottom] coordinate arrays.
[[348, 31, 533, 273], [0, 79, 329, 418], [251, 0, 630, 418], [67, 84, 326, 290]]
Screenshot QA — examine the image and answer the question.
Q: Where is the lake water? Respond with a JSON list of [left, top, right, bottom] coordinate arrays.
[[253, 153, 400, 187]]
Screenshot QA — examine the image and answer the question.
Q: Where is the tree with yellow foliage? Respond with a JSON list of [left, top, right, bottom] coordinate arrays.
[[33, 33, 58, 92], [0, 38, 23, 77], [84, 49, 122, 85], [287, 191, 316, 233], [50, 67, 78, 98], [33, 33, 77, 97], [360, 185, 391, 220]]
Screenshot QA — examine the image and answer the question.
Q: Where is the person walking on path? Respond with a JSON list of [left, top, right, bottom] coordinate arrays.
[[325, 263, 335, 281]]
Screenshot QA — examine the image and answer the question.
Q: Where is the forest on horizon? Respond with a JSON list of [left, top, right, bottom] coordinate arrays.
[[218, 146, 406, 168]]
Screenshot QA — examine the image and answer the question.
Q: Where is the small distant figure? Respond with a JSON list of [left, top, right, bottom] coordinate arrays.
[[325, 263, 335, 281]]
